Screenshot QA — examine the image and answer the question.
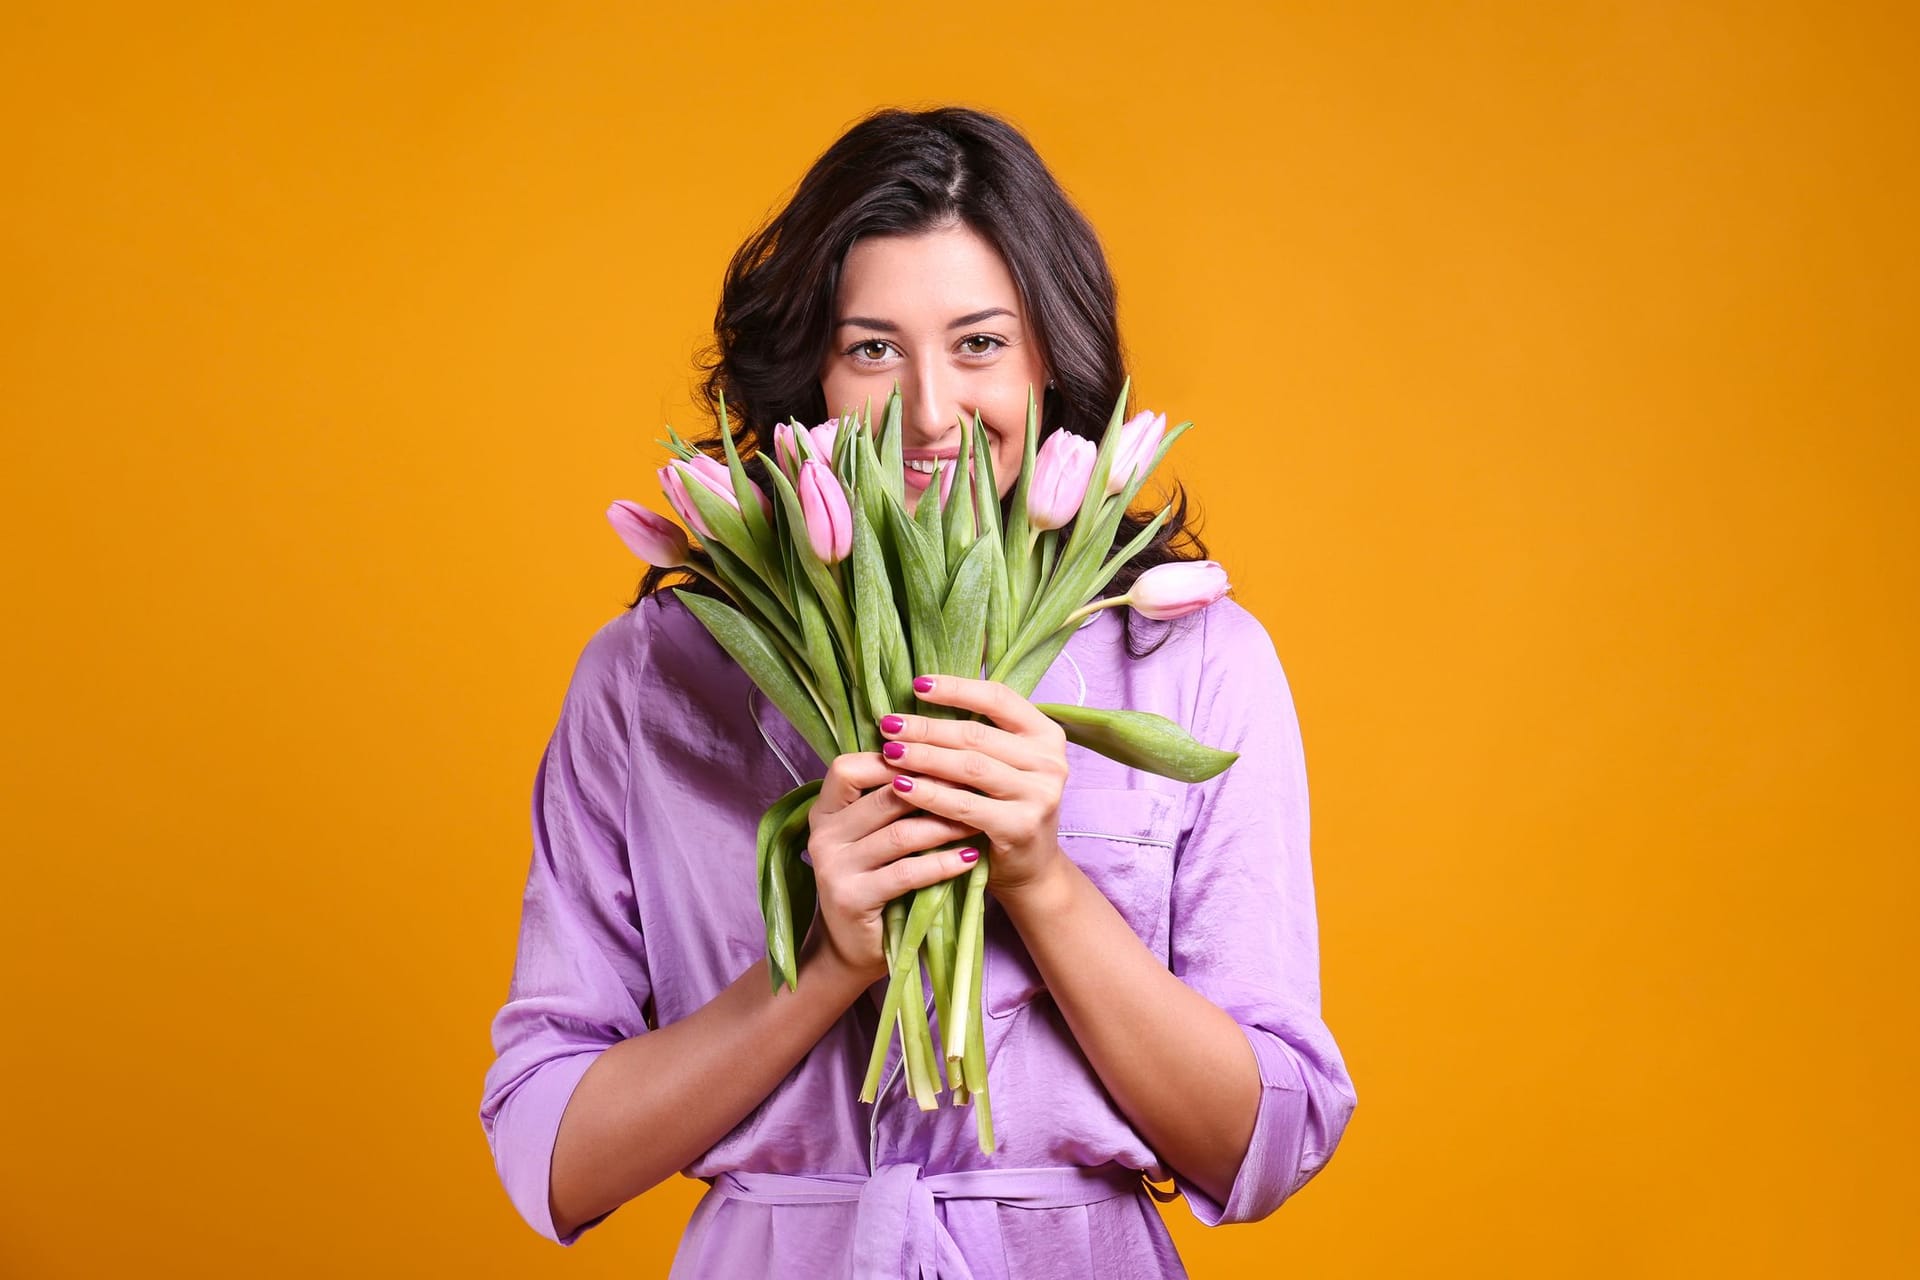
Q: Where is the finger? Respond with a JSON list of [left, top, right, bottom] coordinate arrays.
[[831, 773, 931, 844], [814, 749, 914, 821], [885, 772, 1011, 835], [877, 710, 1041, 769], [815, 751, 873, 814], [909, 673, 1060, 739], [844, 813, 979, 870], [879, 737, 1025, 799], [862, 844, 981, 902]]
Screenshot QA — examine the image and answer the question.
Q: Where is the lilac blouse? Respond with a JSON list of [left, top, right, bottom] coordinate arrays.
[[478, 589, 1357, 1277]]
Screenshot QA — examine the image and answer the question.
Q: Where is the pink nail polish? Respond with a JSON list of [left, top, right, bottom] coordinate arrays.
[[913, 676, 935, 694], [892, 775, 914, 793], [883, 740, 906, 760], [879, 714, 905, 734], [958, 847, 979, 862]]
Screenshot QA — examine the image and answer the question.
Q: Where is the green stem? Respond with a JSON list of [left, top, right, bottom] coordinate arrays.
[[964, 896, 993, 1153], [860, 881, 952, 1103], [944, 857, 990, 1070]]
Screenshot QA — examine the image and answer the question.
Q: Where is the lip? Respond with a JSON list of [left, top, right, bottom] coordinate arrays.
[[902, 454, 971, 491]]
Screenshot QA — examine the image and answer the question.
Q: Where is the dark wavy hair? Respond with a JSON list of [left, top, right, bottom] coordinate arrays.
[[632, 104, 1210, 658]]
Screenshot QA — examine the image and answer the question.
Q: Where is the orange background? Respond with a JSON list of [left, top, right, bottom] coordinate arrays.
[[3, 2, 1914, 1275]]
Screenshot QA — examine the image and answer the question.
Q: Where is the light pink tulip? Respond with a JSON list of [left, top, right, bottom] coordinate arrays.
[[1027, 430, 1098, 530], [676, 453, 774, 527], [1106, 410, 1169, 496], [606, 500, 689, 567], [797, 458, 853, 563], [657, 462, 710, 539], [773, 422, 802, 476], [1128, 560, 1230, 620], [808, 418, 840, 464]]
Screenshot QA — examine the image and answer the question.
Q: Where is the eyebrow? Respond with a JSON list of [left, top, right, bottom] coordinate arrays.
[[834, 307, 1017, 333]]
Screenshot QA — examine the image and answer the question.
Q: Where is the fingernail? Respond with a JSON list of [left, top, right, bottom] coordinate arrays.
[[913, 676, 935, 694], [958, 847, 979, 862], [883, 741, 906, 760], [892, 775, 914, 793], [879, 714, 904, 734]]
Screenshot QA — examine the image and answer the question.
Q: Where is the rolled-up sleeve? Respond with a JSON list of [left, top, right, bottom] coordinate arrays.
[[1166, 599, 1358, 1225], [478, 612, 652, 1245]]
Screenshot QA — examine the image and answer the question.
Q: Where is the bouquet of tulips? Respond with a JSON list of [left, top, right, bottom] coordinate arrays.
[[606, 378, 1238, 1153]]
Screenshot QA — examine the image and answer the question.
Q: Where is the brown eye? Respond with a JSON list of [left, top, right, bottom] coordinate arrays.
[[962, 335, 1002, 355], [851, 340, 890, 361]]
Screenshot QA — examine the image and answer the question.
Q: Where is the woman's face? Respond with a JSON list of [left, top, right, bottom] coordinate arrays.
[[819, 221, 1049, 514]]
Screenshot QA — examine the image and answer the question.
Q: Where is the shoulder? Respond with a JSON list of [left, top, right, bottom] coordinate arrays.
[[567, 590, 702, 686], [1198, 595, 1285, 674]]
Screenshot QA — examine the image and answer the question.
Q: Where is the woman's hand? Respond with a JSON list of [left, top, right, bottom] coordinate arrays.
[[876, 674, 1070, 903], [805, 749, 983, 985]]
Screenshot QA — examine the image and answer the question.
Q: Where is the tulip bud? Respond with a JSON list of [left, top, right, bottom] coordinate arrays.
[[679, 453, 775, 524], [658, 462, 710, 539], [798, 458, 853, 563], [1106, 410, 1169, 496], [773, 422, 802, 476], [606, 500, 690, 567], [809, 418, 840, 465], [1027, 430, 1098, 531], [1128, 560, 1230, 620]]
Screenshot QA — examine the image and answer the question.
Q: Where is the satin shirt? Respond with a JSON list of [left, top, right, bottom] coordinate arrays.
[[478, 589, 1357, 1276]]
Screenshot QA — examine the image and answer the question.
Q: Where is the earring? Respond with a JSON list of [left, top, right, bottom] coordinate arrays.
[[1046, 378, 1056, 390]]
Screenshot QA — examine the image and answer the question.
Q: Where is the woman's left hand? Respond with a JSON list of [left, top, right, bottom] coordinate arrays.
[[878, 673, 1069, 900]]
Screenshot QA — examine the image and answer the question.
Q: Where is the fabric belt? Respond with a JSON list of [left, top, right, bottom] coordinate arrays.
[[707, 1161, 1147, 1279]]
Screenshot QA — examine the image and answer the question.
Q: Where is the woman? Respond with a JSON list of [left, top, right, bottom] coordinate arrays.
[[479, 105, 1357, 1277]]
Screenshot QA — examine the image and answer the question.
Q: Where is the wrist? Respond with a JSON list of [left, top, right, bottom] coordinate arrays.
[[992, 845, 1079, 926], [800, 924, 884, 1002]]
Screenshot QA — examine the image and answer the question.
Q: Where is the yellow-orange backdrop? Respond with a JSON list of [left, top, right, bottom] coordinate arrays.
[[3, 2, 1914, 1275]]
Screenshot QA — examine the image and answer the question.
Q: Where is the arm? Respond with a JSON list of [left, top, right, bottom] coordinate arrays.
[[546, 930, 872, 1241], [480, 608, 978, 1245], [996, 852, 1259, 1208], [894, 602, 1357, 1223]]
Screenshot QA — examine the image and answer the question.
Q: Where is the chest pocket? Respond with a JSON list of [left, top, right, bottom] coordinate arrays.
[[984, 784, 1182, 1019]]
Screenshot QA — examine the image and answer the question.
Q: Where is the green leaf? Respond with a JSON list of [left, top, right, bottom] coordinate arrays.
[[1002, 384, 1041, 620], [715, 390, 781, 584], [756, 780, 822, 992], [675, 589, 838, 765], [914, 451, 948, 572], [852, 504, 912, 731], [793, 570, 852, 750], [1059, 375, 1134, 570], [704, 537, 801, 654], [943, 411, 977, 564], [941, 534, 996, 679], [1033, 702, 1241, 784], [891, 493, 949, 677], [679, 471, 779, 593], [758, 455, 857, 651], [877, 386, 906, 508]]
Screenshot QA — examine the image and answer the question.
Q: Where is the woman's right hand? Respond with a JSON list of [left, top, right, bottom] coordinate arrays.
[[804, 749, 982, 985]]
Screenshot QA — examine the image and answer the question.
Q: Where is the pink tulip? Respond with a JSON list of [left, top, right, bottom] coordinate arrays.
[[675, 453, 774, 529], [1128, 560, 1230, 620], [776, 418, 840, 478], [809, 418, 840, 464], [1106, 410, 1168, 496], [606, 500, 689, 567], [1026, 430, 1098, 531], [773, 422, 802, 476], [798, 459, 853, 563], [657, 462, 710, 539]]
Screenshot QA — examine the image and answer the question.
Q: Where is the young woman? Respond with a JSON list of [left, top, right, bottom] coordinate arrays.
[[479, 106, 1357, 1277]]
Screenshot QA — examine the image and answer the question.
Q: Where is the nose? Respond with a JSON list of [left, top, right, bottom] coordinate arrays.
[[901, 358, 968, 449]]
